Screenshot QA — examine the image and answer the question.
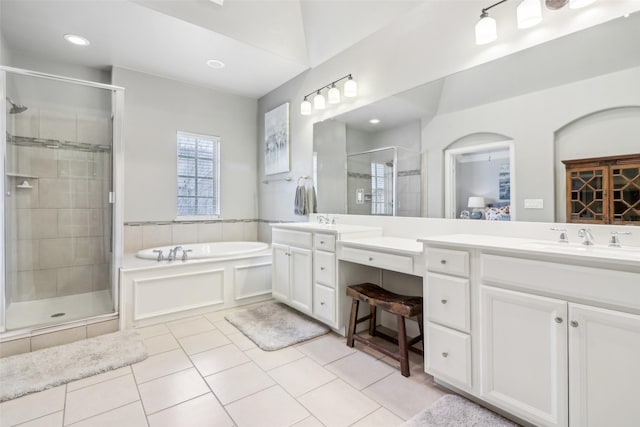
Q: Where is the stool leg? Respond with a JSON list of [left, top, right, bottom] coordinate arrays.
[[369, 306, 377, 337], [346, 299, 359, 348], [397, 315, 409, 377]]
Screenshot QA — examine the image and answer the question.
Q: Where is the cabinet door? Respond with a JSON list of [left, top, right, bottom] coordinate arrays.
[[313, 284, 335, 325], [569, 304, 640, 427], [272, 243, 290, 302], [480, 286, 568, 427], [289, 246, 313, 314]]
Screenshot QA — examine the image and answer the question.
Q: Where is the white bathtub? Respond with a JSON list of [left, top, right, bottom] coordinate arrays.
[[136, 241, 269, 260], [122, 241, 272, 329]]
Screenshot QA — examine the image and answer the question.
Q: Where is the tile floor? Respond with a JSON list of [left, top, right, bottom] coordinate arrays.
[[0, 303, 450, 427]]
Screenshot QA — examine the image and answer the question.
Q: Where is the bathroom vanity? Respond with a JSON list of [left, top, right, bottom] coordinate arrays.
[[270, 223, 382, 331], [420, 234, 640, 427]]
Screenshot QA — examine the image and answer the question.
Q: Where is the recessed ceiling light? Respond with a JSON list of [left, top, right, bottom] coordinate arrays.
[[206, 59, 225, 69], [63, 34, 90, 46], [369, 119, 380, 124], [209, 0, 224, 5]]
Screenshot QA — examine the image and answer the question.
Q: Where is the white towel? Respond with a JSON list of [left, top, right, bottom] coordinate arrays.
[[307, 185, 317, 214], [294, 185, 307, 215]]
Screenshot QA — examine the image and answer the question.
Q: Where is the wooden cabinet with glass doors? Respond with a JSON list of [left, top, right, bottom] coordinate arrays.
[[563, 154, 640, 225]]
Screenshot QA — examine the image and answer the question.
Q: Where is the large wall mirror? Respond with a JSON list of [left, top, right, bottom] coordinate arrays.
[[313, 13, 640, 224]]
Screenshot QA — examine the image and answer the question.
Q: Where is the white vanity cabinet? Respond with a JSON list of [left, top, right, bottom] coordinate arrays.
[[313, 233, 337, 326], [421, 234, 640, 427], [271, 229, 313, 314], [423, 247, 472, 391], [568, 304, 640, 427], [479, 285, 568, 427]]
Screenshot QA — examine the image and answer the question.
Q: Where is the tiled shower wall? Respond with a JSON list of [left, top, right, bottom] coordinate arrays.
[[5, 107, 112, 304]]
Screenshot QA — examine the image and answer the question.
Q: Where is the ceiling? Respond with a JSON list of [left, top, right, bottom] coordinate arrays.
[[0, 0, 426, 98]]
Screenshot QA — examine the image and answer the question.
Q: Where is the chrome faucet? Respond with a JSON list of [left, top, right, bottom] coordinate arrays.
[[550, 227, 569, 244], [152, 249, 164, 262], [182, 249, 193, 261], [168, 246, 183, 261], [608, 231, 631, 247], [577, 228, 595, 246], [317, 214, 330, 224]]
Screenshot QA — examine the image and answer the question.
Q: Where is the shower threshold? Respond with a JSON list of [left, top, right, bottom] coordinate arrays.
[[5, 290, 114, 331]]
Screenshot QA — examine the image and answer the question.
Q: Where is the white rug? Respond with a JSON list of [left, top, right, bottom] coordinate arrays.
[[0, 330, 147, 402], [225, 301, 330, 351], [402, 395, 520, 427]]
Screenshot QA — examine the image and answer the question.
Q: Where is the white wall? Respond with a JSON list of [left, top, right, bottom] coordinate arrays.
[[111, 67, 258, 223]]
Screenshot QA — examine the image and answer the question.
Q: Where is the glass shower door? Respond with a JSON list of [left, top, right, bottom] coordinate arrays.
[[3, 68, 118, 331]]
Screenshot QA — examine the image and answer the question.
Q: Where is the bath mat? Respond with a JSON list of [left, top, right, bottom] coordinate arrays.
[[0, 330, 147, 402], [225, 301, 330, 351], [402, 394, 520, 427]]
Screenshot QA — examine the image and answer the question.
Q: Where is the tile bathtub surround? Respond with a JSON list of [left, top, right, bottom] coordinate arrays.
[[0, 304, 450, 427], [123, 219, 262, 253]]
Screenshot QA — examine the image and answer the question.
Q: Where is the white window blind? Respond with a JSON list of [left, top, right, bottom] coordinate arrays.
[[177, 131, 220, 218]]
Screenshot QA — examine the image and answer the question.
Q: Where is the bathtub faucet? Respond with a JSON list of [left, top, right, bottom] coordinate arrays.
[[168, 246, 183, 261]]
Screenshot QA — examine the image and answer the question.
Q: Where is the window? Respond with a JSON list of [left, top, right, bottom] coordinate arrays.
[[176, 131, 220, 219], [371, 162, 387, 215]]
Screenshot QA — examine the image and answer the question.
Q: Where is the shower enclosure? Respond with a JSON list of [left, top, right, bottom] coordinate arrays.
[[346, 146, 421, 216], [1, 66, 123, 334]]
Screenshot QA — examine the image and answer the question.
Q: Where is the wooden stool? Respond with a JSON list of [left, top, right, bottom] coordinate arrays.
[[346, 283, 424, 377]]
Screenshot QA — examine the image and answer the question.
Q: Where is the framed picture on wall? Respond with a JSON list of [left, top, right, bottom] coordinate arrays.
[[264, 102, 290, 175]]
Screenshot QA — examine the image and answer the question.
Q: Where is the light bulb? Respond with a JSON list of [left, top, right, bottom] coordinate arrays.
[[300, 98, 311, 115], [328, 85, 340, 104], [344, 76, 357, 97], [475, 13, 497, 45], [517, 0, 542, 29], [569, 0, 596, 9], [313, 91, 326, 110]]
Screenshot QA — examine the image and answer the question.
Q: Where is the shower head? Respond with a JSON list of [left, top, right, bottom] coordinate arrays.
[[6, 97, 28, 114]]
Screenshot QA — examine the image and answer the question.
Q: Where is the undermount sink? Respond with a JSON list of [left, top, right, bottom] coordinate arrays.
[[523, 241, 640, 260]]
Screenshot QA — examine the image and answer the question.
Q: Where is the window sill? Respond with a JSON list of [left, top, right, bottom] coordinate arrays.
[[175, 215, 220, 222]]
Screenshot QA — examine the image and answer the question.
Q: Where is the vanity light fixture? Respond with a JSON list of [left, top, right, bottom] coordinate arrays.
[[475, 0, 597, 45], [299, 74, 357, 115], [63, 34, 90, 46], [517, 0, 543, 29], [369, 118, 380, 124]]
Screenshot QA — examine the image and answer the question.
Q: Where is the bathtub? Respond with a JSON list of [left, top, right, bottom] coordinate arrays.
[[121, 241, 272, 329], [136, 241, 269, 260]]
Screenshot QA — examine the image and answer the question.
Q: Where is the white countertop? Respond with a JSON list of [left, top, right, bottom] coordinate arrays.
[[339, 236, 423, 255], [270, 222, 382, 234], [419, 233, 640, 266]]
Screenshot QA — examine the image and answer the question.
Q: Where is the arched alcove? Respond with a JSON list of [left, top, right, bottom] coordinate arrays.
[[554, 106, 640, 222]]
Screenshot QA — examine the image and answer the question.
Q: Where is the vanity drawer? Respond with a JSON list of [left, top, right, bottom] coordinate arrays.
[[314, 233, 336, 252], [426, 248, 469, 277], [314, 284, 335, 324], [272, 229, 312, 249], [426, 322, 471, 389], [315, 250, 336, 287], [426, 273, 470, 333], [341, 246, 413, 274]]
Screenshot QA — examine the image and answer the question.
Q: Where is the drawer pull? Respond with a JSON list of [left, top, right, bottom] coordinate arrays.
[[554, 317, 563, 324], [441, 299, 448, 304], [320, 301, 325, 306], [442, 352, 449, 358], [440, 259, 447, 264], [570, 320, 579, 328], [320, 241, 325, 244], [320, 267, 325, 270], [368, 257, 374, 261]]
